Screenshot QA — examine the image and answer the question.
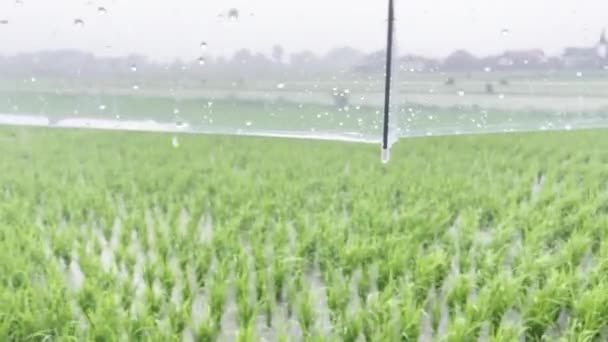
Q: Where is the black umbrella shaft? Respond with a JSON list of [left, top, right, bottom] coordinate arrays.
[[382, 0, 395, 150]]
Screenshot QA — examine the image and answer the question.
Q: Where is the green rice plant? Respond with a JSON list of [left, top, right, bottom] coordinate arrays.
[[3, 126, 608, 339]]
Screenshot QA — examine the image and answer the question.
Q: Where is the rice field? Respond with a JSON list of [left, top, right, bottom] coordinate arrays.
[[2, 125, 608, 341]]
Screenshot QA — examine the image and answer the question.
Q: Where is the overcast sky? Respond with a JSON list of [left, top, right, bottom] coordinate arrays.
[[0, 0, 606, 62]]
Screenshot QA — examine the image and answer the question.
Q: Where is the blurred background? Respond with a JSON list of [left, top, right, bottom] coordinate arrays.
[[0, 0, 607, 143]]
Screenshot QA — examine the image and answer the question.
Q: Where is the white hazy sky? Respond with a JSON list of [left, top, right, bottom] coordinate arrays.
[[0, 0, 606, 62]]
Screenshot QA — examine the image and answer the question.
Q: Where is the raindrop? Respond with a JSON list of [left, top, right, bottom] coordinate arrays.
[[173, 108, 180, 115], [276, 83, 286, 89], [30, 77, 36, 83], [484, 66, 492, 72], [565, 124, 573, 131], [132, 84, 139, 91], [245, 121, 253, 127], [172, 136, 179, 148], [499, 94, 505, 100], [130, 64, 137, 72], [98, 104, 106, 111], [97, 7, 107, 15], [227, 8, 239, 21], [115, 114, 120, 119], [74, 19, 85, 27], [316, 114, 322, 119], [200, 42, 208, 50], [576, 71, 583, 77], [458, 90, 465, 96], [15, 0, 23, 7], [338, 122, 344, 127], [501, 28, 510, 36], [198, 57, 206, 66], [0, 20, 8, 25], [207, 101, 213, 108]]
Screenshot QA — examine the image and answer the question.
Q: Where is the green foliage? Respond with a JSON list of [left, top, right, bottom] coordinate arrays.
[[1, 126, 608, 340]]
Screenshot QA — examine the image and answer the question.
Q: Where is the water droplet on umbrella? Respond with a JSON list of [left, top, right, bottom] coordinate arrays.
[[501, 28, 510, 36], [98, 104, 106, 111], [200, 42, 208, 50], [245, 121, 253, 127], [458, 90, 465, 96], [198, 57, 206, 65], [74, 19, 85, 27], [97, 7, 107, 15], [130, 64, 137, 72], [277, 83, 285, 89], [228, 8, 239, 21]]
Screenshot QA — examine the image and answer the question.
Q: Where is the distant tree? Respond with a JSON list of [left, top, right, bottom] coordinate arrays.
[[322, 47, 366, 72], [353, 50, 385, 73], [233, 49, 253, 64], [443, 50, 480, 71], [272, 45, 285, 64], [289, 50, 317, 66]]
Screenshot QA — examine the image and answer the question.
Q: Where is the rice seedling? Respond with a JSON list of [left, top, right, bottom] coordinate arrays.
[[2, 126, 608, 340]]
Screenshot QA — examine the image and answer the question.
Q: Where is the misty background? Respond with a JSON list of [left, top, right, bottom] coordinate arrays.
[[0, 0, 607, 58], [1, 1, 608, 142]]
